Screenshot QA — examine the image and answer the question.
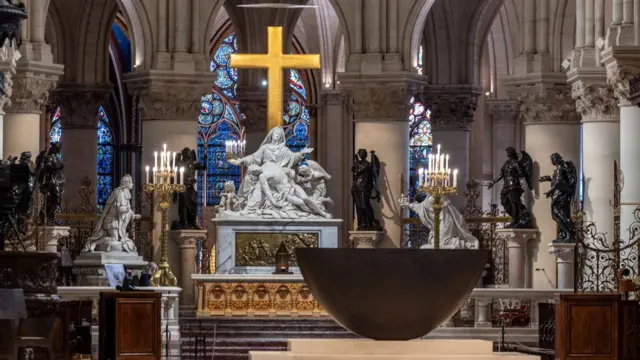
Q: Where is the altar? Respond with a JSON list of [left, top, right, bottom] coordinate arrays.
[[214, 218, 342, 274]]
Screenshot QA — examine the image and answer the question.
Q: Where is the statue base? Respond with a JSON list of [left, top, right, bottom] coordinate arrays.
[[348, 230, 384, 248], [37, 225, 71, 253], [73, 251, 147, 286], [212, 218, 341, 274]]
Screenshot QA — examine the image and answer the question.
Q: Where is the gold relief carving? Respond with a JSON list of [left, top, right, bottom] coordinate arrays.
[[235, 232, 319, 266], [201, 282, 326, 317]]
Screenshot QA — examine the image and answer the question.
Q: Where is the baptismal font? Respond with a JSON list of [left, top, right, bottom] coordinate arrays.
[[143, 144, 186, 286], [416, 145, 459, 249]]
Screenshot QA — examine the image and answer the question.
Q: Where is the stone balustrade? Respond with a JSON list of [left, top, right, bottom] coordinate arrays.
[[57, 286, 181, 360]]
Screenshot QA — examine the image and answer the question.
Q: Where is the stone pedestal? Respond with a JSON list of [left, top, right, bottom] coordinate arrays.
[[72, 251, 147, 286], [496, 228, 539, 288], [37, 225, 70, 253], [170, 229, 206, 311], [212, 218, 341, 274], [549, 243, 576, 290], [349, 230, 384, 248], [250, 339, 539, 359]]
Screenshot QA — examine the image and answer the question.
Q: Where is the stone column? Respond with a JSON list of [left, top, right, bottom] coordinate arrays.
[[497, 228, 540, 288], [518, 87, 581, 289], [170, 229, 206, 311], [487, 99, 520, 206], [570, 76, 619, 241], [3, 66, 61, 157], [340, 74, 427, 248], [425, 87, 481, 209], [319, 90, 349, 234], [53, 84, 112, 208]]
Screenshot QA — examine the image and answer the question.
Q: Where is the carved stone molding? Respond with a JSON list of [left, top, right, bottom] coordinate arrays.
[[344, 84, 415, 121], [0, 40, 21, 114], [321, 90, 346, 106], [425, 92, 479, 130], [53, 84, 112, 128], [486, 99, 519, 125], [509, 86, 579, 124], [606, 64, 640, 106], [236, 88, 268, 133], [571, 82, 619, 122]]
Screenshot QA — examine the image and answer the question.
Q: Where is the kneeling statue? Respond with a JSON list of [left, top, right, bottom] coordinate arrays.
[[83, 175, 141, 252], [399, 193, 479, 249]]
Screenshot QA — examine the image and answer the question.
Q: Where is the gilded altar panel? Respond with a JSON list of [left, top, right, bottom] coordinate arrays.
[[235, 232, 319, 266]]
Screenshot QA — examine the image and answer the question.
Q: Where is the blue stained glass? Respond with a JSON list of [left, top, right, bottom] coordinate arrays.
[[201, 101, 213, 114], [49, 107, 62, 143], [408, 97, 433, 202], [96, 106, 114, 211], [197, 32, 312, 223]]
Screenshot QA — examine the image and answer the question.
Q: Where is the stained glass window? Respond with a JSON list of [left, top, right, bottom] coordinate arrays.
[[48, 106, 115, 212], [197, 32, 311, 220], [408, 96, 432, 199], [417, 45, 423, 75], [97, 107, 115, 211]]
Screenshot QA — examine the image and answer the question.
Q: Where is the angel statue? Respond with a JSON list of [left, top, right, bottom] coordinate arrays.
[[83, 175, 141, 253], [217, 180, 243, 212], [399, 193, 479, 249], [351, 149, 383, 231], [297, 160, 333, 212], [172, 147, 204, 230], [35, 142, 65, 224], [539, 153, 578, 243], [488, 147, 534, 228]]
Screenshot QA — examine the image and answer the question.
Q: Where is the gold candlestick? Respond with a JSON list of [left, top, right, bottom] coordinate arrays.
[[420, 182, 456, 249], [144, 149, 185, 287]]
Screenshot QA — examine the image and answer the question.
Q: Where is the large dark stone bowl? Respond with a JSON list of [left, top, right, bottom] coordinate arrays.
[[295, 248, 488, 340]]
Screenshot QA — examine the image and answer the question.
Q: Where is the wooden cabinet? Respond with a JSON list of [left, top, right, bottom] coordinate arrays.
[[555, 293, 639, 360], [99, 291, 161, 360]]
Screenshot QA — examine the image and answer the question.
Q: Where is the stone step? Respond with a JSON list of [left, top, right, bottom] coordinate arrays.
[[181, 323, 346, 333], [182, 330, 354, 339]]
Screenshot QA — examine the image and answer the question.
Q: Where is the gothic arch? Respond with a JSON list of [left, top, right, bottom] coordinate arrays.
[[404, 0, 437, 72], [468, 0, 505, 86], [115, 0, 153, 70]]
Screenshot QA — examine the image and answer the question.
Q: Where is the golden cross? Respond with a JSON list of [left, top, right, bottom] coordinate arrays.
[[230, 26, 321, 131]]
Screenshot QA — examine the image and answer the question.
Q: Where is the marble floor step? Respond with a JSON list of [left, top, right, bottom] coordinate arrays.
[[181, 324, 346, 333], [182, 330, 354, 338]]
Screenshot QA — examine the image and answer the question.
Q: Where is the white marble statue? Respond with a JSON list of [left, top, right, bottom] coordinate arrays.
[[399, 194, 479, 249], [217, 180, 243, 212], [83, 175, 141, 253], [218, 126, 333, 220]]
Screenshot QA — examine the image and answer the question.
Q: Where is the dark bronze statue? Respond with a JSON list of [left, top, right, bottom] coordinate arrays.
[[36, 143, 65, 225], [488, 147, 533, 228], [172, 147, 205, 230], [539, 153, 578, 243], [351, 149, 383, 231], [0, 153, 35, 250]]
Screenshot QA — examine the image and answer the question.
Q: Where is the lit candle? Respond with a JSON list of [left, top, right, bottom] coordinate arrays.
[[145, 166, 149, 184], [428, 154, 433, 173], [440, 154, 445, 173], [160, 152, 165, 171], [445, 154, 449, 172], [152, 167, 157, 184], [437, 144, 441, 159], [172, 152, 176, 170], [163, 143, 167, 153], [446, 168, 451, 186], [418, 168, 424, 187], [180, 167, 185, 185], [225, 141, 230, 153], [453, 169, 458, 188], [154, 151, 158, 169]]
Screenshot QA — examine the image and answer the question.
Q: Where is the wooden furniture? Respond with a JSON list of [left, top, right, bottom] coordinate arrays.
[[99, 291, 161, 360], [555, 293, 639, 360]]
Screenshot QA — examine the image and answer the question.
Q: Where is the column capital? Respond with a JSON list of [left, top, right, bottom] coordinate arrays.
[[320, 89, 346, 106], [52, 83, 112, 128], [124, 70, 215, 121], [424, 85, 481, 130], [0, 41, 21, 115], [170, 229, 207, 249], [339, 72, 427, 122], [601, 46, 640, 106], [572, 82, 619, 122], [6, 61, 63, 114], [486, 99, 519, 125], [548, 243, 576, 263], [509, 86, 579, 125], [496, 228, 540, 248]]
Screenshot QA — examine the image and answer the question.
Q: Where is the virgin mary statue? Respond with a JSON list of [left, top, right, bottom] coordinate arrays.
[[399, 194, 479, 249], [228, 126, 308, 169]]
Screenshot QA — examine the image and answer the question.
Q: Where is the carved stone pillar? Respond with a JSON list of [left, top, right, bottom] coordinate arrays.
[[486, 99, 520, 207], [340, 73, 427, 248], [0, 41, 21, 159], [569, 72, 619, 243], [170, 229, 206, 312], [3, 65, 62, 158], [52, 83, 111, 208], [425, 86, 481, 208], [514, 86, 580, 289]]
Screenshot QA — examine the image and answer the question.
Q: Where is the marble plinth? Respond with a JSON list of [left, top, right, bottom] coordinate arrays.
[[349, 230, 384, 248], [72, 251, 147, 286], [37, 225, 70, 253], [250, 339, 539, 359], [212, 218, 341, 274]]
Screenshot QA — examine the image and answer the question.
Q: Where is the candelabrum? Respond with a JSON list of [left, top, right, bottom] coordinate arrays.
[[225, 139, 246, 160], [143, 144, 185, 287], [417, 145, 459, 249]]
